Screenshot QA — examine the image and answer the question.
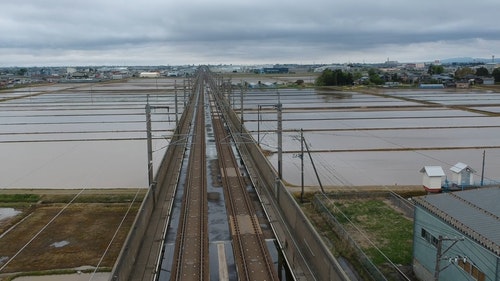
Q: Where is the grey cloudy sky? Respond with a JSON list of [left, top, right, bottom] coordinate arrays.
[[1, 0, 499, 66]]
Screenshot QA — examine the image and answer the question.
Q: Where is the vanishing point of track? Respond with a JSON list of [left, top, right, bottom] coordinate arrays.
[[169, 67, 277, 280], [211, 85, 278, 281], [170, 70, 209, 280]]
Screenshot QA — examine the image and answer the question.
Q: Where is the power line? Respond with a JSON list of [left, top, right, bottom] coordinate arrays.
[[89, 188, 143, 280], [0, 189, 86, 272], [321, 194, 413, 281]]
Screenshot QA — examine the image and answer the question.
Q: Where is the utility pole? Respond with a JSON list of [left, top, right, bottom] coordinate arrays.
[[240, 81, 244, 133], [231, 82, 235, 108], [300, 129, 304, 203], [277, 102, 283, 180], [175, 80, 179, 128], [227, 78, 232, 105], [302, 132, 325, 194], [257, 102, 283, 179], [257, 105, 261, 146], [183, 79, 187, 107], [146, 96, 153, 189], [145, 96, 170, 204], [481, 150, 485, 186], [433, 235, 464, 281]]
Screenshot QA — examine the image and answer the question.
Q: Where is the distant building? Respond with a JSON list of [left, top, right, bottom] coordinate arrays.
[[384, 60, 399, 67], [71, 72, 88, 79], [483, 78, 495, 85], [412, 187, 500, 281], [419, 84, 445, 89], [415, 63, 426, 69], [139, 72, 160, 78], [66, 67, 77, 74], [484, 63, 500, 73], [432, 74, 454, 83], [384, 81, 400, 87], [261, 67, 289, 74], [313, 64, 349, 72]]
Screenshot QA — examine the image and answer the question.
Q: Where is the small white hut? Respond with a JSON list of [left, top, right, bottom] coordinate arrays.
[[139, 72, 160, 78], [420, 166, 445, 193], [450, 162, 475, 187]]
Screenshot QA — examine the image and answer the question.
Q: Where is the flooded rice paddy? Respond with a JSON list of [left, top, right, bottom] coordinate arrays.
[[1, 78, 184, 188], [241, 87, 500, 187], [1, 79, 500, 189], [0, 208, 21, 221]]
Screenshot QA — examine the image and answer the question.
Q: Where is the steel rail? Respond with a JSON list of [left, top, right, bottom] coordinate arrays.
[[170, 71, 209, 281], [210, 84, 278, 281]]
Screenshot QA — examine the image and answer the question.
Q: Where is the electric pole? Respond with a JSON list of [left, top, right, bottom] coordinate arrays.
[[300, 128, 304, 203], [277, 91, 283, 180], [175, 80, 178, 128], [481, 150, 485, 186], [145, 96, 170, 204], [302, 132, 325, 194], [433, 235, 464, 281], [277, 102, 283, 180], [146, 96, 154, 190], [240, 80, 244, 133]]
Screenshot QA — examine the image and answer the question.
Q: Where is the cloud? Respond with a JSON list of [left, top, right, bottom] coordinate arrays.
[[1, 0, 500, 66]]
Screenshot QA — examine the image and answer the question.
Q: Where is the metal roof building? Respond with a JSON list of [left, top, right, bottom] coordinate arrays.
[[412, 187, 500, 281]]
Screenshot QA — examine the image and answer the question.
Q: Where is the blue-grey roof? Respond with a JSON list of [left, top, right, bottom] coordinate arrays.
[[450, 162, 476, 174], [414, 187, 500, 256]]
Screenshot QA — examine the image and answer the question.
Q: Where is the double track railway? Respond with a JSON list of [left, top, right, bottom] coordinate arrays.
[[210, 94, 278, 281], [169, 68, 277, 280]]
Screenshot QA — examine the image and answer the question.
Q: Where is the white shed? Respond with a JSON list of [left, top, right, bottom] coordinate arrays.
[[420, 166, 445, 193], [450, 162, 475, 186], [482, 77, 495, 85], [139, 72, 160, 78]]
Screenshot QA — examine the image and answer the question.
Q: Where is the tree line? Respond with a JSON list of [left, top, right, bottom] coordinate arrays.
[[315, 66, 500, 86], [315, 69, 354, 86]]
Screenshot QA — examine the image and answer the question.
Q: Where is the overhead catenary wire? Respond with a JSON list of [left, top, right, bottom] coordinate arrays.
[[320, 193, 413, 281], [0, 189, 86, 272], [242, 86, 500, 281], [5, 141, 82, 187], [0, 81, 184, 271], [88, 187, 143, 281]]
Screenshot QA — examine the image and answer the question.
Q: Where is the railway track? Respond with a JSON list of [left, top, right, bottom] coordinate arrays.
[[210, 81, 279, 280], [170, 71, 209, 281], [169, 67, 277, 280]]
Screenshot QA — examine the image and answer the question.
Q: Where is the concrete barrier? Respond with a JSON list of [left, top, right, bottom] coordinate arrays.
[[109, 91, 194, 281], [218, 92, 350, 281]]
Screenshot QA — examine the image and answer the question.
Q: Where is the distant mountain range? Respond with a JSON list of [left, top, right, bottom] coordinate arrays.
[[439, 57, 498, 64]]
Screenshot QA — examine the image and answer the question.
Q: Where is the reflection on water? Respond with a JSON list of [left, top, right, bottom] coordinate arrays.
[[273, 149, 500, 186], [0, 140, 152, 188], [0, 208, 21, 221], [0, 79, 181, 189], [244, 88, 500, 187], [3, 82, 500, 188], [315, 90, 353, 102], [51, 241, 70, 248]]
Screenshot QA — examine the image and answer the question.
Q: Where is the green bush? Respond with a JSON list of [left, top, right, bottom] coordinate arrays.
[[0, 194, 40, 203]]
